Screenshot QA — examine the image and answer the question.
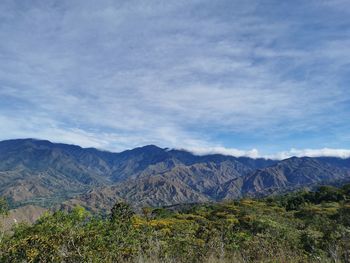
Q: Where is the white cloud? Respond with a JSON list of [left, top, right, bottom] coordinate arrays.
[[268, 148, 350, 160], [186, 146, 260, 159], [2, 112, 349, 159], [185, 146, 350, 160]]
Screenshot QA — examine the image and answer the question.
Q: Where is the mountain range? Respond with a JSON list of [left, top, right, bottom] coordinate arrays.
[[1, 139, 350, 215]]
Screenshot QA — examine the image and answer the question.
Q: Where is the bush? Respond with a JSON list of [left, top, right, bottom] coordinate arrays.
[[1, 185, 350, 262]]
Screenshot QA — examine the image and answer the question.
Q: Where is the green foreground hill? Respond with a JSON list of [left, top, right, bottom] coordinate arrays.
[[1, 184, 349, 263]]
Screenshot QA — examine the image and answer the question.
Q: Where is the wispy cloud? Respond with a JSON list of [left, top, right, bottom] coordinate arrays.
[[185, 146, 260, 159], [0, 0, 349, 155]]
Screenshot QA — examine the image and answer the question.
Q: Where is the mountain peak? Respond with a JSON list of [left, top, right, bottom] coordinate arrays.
[[119, 144, 165, 155], [139, 144, 164, 151]]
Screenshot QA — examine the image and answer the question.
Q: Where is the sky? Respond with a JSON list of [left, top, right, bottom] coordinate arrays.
[[0, 0, 350, 159]]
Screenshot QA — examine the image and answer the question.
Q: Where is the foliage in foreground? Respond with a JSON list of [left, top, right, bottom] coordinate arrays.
[[1, 185, 350, 262]]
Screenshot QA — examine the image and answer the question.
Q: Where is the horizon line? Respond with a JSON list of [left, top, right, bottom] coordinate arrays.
[[1, 137, 350, 160]]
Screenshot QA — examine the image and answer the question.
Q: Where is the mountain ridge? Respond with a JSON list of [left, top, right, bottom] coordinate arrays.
[[0, 138, 350, 212]]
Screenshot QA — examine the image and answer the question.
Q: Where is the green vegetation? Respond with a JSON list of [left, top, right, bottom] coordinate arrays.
[[1, 185, 350, 262], [7, 189, 88, 209], [0, 197, 8, 216], [0, 197, 9, 243]]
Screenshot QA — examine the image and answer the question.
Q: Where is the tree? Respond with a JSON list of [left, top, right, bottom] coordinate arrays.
[[0, 198, 9, 245], [0, 198, 8, 216], [110, 202, 134, 223]]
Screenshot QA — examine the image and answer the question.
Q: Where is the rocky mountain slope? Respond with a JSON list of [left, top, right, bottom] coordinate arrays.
[[0, 139, 350, 211]]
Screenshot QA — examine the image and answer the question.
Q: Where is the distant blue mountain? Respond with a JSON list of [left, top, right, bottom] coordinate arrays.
[[0, 139, 349, 210]]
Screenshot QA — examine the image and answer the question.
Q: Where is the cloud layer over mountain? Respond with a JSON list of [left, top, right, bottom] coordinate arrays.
[[186, 147, 350, 159]]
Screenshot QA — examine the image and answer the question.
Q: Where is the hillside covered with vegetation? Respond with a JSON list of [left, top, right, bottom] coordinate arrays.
[[1, 185, 350, 262]]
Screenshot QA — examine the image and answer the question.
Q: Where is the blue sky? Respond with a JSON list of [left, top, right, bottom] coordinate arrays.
[[0, 0, 350, 158]]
